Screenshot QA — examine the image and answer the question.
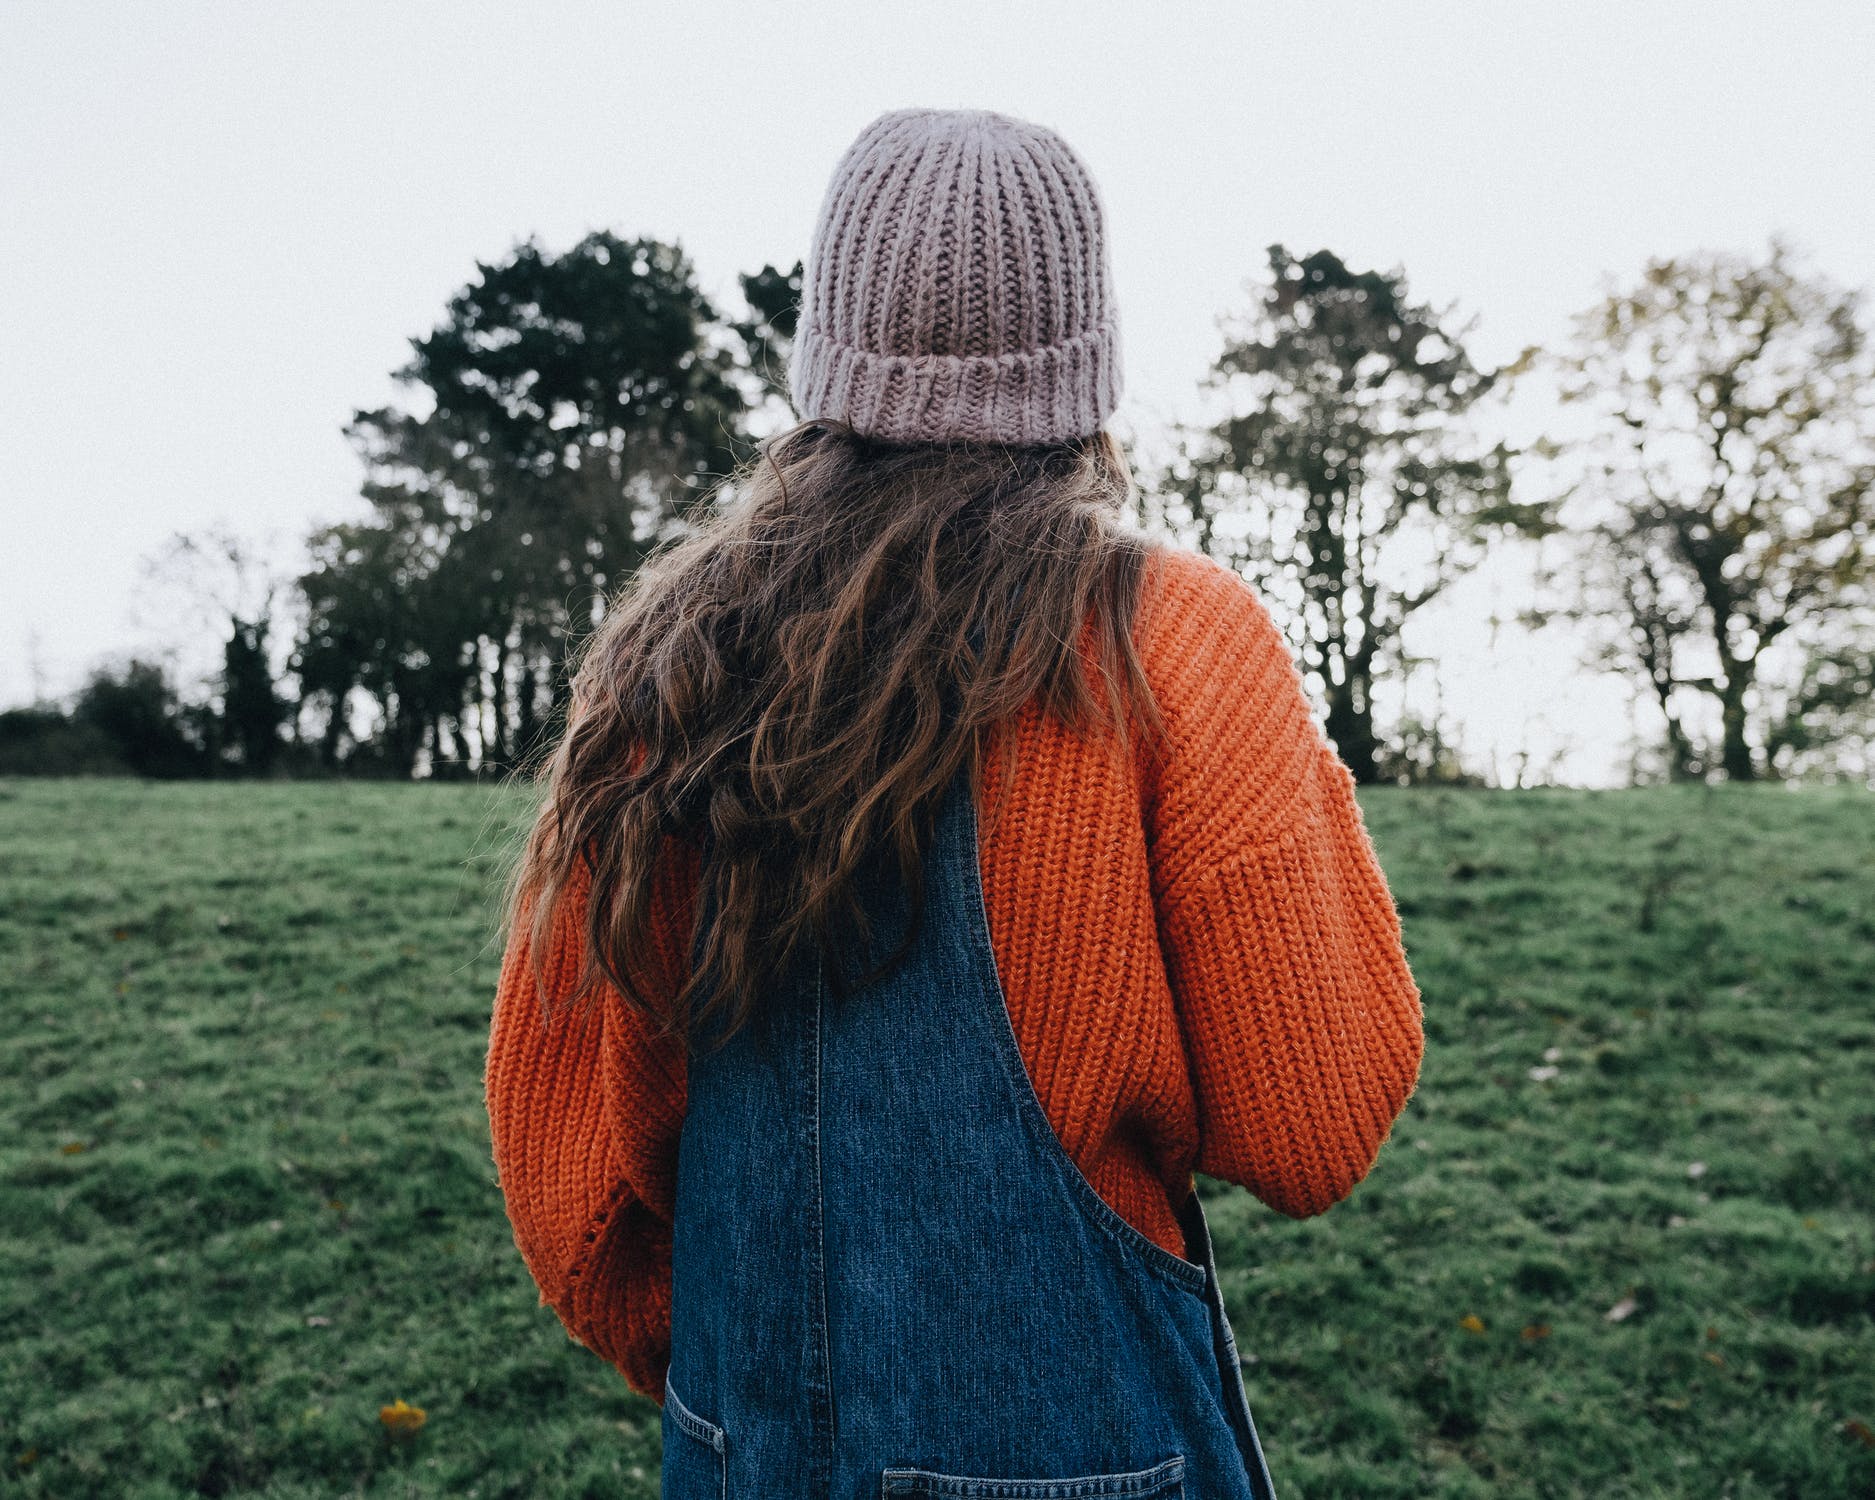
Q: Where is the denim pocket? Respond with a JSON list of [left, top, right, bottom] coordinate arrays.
[[662, 1374, 726, 1500], [880, 1453, 1184, 1498]]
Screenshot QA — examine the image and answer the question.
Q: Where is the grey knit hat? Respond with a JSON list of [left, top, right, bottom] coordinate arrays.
[[786, 107, 1123, 447]]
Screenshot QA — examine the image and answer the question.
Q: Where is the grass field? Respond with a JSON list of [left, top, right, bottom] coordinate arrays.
[[1, 776, 1871, 1499]]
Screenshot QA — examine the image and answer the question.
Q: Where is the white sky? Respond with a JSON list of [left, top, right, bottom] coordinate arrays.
[[3, 1, 1872, 785]]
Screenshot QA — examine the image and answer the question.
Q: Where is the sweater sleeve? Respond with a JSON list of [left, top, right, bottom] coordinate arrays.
[[483, 842, 697, 1405], [1138, 548, 1425, 1218]]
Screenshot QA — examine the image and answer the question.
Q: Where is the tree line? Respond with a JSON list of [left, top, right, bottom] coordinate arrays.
[[3, 232, 1869, 786]]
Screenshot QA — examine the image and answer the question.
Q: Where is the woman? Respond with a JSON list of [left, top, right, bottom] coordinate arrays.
[[485, 107, 1424, 1499]]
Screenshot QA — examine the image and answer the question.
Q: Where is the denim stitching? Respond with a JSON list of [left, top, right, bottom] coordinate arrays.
[[881, 1451, 1185, 1497], [1175, 1192, 1279, 1499], [810, 962, 839, 1453], [663, 1373, 725, 1454]]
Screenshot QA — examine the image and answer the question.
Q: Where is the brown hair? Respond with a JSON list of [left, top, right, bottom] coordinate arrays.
[[500, 415, 1166, 1053]]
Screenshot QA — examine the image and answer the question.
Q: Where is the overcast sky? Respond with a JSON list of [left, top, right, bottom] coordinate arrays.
[[4, 1, 1872, 785]]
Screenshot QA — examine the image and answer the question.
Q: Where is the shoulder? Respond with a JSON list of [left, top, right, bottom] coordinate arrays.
[[1132, 544, 1313, 727], [1128, 544, 1329, 886], [1137, 542, 1257, 615]]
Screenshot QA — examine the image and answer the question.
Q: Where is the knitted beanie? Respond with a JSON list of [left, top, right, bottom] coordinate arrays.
[[786, 107, 1124, 447]]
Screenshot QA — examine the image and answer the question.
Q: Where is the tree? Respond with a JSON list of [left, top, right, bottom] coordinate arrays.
[[299, 232, 754, 775], [735, 260, 804, 409], [1514, 240, 1875, 782], [1146, 246, 1515, 783], [296, 495, 479, 775], [137, 525, 294, 773], [221, 616, 287, 773], [72, 659, 210, 779]]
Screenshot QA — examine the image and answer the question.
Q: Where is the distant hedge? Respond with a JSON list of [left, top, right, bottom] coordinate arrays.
[[0, 706, 127, 777]]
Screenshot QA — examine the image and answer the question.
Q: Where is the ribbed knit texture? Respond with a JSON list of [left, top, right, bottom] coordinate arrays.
[[786, 107, 1124, 445], [484, 546, 1426, 1405]]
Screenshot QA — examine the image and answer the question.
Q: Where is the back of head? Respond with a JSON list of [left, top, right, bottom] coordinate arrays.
[[506, 107, 1162, 1050], [788, 106, 1124, 446]]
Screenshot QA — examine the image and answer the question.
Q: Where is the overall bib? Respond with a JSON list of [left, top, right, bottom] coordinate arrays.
[[665, 757, 1281, 1499]]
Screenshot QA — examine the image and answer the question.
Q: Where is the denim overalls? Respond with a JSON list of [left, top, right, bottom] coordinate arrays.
[[665, 756, 1281, 1499]]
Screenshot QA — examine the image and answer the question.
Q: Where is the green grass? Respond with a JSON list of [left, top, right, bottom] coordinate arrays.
[[1, 777, 1871, 1498]]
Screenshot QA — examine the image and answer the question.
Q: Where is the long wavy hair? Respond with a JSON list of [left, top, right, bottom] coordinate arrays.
[[500, 414, 1168, 1054]]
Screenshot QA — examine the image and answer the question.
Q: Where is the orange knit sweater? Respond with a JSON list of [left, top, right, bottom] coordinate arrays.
[[484, 545, 1425, 1406]]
